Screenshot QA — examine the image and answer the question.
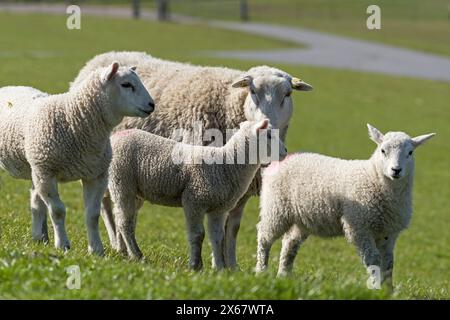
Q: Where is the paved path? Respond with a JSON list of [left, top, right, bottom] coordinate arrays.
[[210, 21, 450, 82], [2, 3, 450, 82]]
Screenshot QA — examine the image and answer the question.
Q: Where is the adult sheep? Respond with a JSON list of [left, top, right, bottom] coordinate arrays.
[[71, 51, 313, 268]]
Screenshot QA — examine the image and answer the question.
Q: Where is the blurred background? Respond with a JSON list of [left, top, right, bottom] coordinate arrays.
[[0, 0, 448, 299]]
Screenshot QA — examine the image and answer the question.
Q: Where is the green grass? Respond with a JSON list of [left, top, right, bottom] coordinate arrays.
[[0, 12, 296, 91], [0, 13, 449, 299]]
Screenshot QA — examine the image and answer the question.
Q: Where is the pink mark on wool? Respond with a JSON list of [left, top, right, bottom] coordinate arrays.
[[112, 129, 138, 138], [263, 153, 297, 176], [111, 129, 137, 140]]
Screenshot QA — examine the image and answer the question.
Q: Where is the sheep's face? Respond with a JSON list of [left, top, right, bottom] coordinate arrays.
[[101, 62, 155, 118], [368, 124, 435, 180], [243, 120, 288, 165], [232, 69, 312, 140]]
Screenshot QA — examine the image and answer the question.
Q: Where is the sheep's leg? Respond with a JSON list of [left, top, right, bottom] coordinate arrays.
[[32, 173, 70, 251], [224, 197, 248, 269], [256, 218, 287, 274], [183, 206, 205, 271], [343, 222, 381, 289], [30, 183, 49, 243], [376, 233, 398, 292], [82, 175, 108, 256], [207, 213, 226, 270], [101, 190, 117, 249], [115, 198, 143, 260], [278, 225, 308, 277]]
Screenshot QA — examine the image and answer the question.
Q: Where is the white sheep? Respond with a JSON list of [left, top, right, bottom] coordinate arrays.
[[71, 51, 313, 268], [256, 124, 435, 289], [0, 62, 154, 255], [104, 120, 287, 270]]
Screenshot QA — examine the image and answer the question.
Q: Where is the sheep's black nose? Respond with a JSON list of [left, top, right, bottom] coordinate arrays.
[[148, 102, 155, 112], [392, 167, 402, 175], [284, 147, 288, 153]]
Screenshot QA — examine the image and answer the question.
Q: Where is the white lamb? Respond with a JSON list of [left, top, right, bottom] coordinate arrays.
[[71, 51, 313, 269], [104, 120, 287, 270], [0, 62, 154, 255], [256, 124, 435, 289]]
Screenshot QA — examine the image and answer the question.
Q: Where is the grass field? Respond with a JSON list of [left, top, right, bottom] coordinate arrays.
[[0, 13, 449, 299]]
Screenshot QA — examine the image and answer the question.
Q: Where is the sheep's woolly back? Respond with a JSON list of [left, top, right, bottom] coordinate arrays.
[[108, 123, 261, 212], [260, 152, 413, 239], [72, 51, 248, 138], [0, 86, 49, 111], [0, 86, 49, 178]]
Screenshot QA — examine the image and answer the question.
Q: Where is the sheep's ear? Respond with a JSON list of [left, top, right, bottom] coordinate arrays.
[[412, 133, 436, 148], [367, 123, 384, 145], [101, 62, 120, 83], [254, 119, 269, 134], [232, 75, 253, 88], [130, 66, 137, 72], [291, 77, 313, 91]]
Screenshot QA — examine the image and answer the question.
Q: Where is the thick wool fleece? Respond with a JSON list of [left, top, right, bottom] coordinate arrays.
[[257, 149, 414, 282], [260, 152, 412, 241], [0, 71, 117, 182], [0, 86, 49, 178], [71, 51, 295, 197], [108, 126, 260, 212], [73, 51, 304, 268], [106, 121, 266, 268]]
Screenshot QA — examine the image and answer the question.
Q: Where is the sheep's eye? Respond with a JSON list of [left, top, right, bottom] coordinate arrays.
[[121, 82, 135, 91], [250, 88, 256, 95], [408, 150, 413, 156], [381, 149, 386, 155], [286, 92, 292, 97]]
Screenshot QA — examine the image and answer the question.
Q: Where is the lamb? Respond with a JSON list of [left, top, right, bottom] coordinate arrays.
[[104, 119, 287, 270], [0, 62, 154, 255], [256, 124, 435, 289], [71, 51, 313, 268]]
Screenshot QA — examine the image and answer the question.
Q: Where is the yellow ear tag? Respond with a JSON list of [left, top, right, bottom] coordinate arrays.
[[291, 77, 303, 84]]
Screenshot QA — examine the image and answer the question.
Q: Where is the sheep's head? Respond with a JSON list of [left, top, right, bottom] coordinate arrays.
[[368, 124, 435, 180], [101, 62, 155, 119], [238, 119, 288, 165], [232, 66, 312, 140]]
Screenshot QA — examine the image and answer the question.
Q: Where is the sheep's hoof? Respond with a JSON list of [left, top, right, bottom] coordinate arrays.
[[224, 261, 240, 271], [32, 233, 49, 244], [128, 253, 144, 261], [189, 261, 203, 272], [255, 265, 267, 274], [88, 246, 105, 256], [55, 240, 71, 252], [226, 265, 241, 272], [276, 270, 291, 278]]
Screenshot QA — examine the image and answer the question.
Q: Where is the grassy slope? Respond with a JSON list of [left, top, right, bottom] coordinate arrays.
[[0, 13, 449, 299]]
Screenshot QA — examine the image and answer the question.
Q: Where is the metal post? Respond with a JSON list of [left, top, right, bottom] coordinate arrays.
[[240, 0, 249, 21], [132, 0, 140, 19], [157, 0, 169, 21]]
